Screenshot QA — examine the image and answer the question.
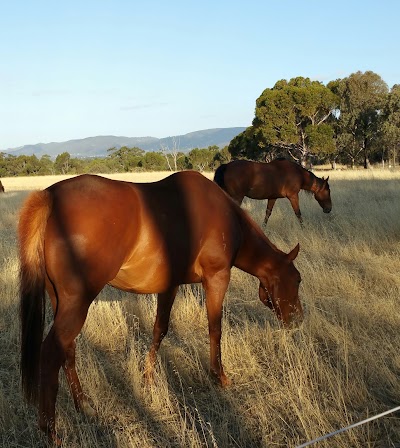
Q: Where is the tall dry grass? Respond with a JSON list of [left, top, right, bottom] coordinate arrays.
[[0, 169, 399, 447]]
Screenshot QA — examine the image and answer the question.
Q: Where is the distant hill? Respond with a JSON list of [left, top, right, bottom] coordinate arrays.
[[1, 127, 246, 158]]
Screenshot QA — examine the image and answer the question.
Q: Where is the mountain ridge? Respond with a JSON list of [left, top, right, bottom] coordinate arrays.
[[1, 127, 246, 158]]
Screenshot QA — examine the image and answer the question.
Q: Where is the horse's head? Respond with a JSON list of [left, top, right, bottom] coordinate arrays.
[[258, 243, 303, 327], [314, 176, 332, 213]]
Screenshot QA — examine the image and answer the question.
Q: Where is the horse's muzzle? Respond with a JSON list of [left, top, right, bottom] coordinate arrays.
[[282, 311, 303, 328], [323, 207, 332, 213]]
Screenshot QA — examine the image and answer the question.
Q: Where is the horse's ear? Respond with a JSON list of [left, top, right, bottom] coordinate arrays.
[[287, 243, 300, 262], [326, 176, 329, 182]]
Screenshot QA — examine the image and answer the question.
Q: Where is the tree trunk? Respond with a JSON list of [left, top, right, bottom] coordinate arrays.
[[363, 140, 370, 169]]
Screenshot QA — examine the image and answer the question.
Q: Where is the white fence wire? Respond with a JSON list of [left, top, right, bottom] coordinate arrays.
[[295, 405, 400, 448]]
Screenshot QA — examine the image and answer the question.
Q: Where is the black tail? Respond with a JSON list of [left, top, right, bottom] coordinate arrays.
[[213, 163, 228, 191]]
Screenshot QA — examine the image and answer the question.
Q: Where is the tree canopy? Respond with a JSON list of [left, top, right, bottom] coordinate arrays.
[[328, 71, 388, 168], [379, 84, 400, 166], [229, 71, 398, 168], [249, 77, 338, 164]]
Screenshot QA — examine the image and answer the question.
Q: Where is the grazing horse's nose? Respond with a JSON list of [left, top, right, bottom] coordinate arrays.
[[323, 207, 332, 213], [283, 308, 304, 328]]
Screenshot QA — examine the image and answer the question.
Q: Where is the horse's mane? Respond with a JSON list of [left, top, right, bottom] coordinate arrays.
[[223, 191, 282, 253], [306, 169, 327, 193], [272, 158, 320, 194], [287, 163, 326, 194]]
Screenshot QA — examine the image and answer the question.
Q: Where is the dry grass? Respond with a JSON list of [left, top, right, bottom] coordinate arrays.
[[0, 169, 399, 447]]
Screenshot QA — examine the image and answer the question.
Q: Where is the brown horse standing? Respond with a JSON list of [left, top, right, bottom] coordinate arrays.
[[214, 159, 332, 225], [0, 180, 4, 192], [19, 171, 302, 444]]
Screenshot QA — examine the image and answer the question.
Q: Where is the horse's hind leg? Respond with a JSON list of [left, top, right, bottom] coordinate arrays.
[[46, 280, 95, 417], [38, 325, 63, 444], [144, 286, 178, 384], [63, 339, 96, 417], [38, 297, 91, 443], [264, 198, 276, 225]]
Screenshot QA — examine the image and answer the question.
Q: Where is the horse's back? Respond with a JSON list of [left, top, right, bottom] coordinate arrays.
[[263, 159, 304, 194], [220, 160, 281, 199], [220, 159, 304, 200]]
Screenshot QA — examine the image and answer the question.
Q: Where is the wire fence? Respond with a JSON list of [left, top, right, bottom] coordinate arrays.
[[296, 405, 400, 448]]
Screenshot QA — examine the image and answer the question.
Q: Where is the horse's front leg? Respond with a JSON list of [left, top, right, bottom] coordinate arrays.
[[264, 198, 277, 225], [287, 194, 303, 224], [144, 287, 178, 384], [203, 270, 231, 387]]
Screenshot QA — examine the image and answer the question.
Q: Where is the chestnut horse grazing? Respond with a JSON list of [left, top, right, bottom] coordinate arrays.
[[19, 171, 302, 444], [214, 159, 332, 225]]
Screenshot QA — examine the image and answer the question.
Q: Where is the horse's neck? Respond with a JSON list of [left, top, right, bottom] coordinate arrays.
[[302, 170, 320, 193], [234, 220, 278, 278]]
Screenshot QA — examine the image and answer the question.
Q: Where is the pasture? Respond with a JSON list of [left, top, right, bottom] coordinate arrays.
[[0, 169, 399, 447]]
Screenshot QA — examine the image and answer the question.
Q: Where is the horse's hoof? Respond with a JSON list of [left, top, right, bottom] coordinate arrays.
[[51, 433, 63, 447], [41, 427, 62, 446], [220, 375, 232, 388], [210, 370, 232, 388], [81, 400, 97, 418], [143, 368, 156, 387], [39, 418, 60, 446]]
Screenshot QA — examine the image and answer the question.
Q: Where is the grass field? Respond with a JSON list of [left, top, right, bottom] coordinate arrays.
[[0, 169, 399, 447]]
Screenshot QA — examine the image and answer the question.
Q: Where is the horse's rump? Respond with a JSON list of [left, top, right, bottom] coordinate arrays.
[[213, 163, 228, 190]]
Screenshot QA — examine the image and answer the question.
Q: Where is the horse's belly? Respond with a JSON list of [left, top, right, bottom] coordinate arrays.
[[108, 254, 202, 293], [108, 257, 169, 293], [248, 186, 283, 200]]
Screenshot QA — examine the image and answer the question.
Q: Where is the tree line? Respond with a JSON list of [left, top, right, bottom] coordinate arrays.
[[0, 145, 231, 177], [229, 70, 400, 168], [1, 70, 399, 177]]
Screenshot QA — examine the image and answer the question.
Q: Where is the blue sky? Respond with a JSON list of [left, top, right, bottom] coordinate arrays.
[[1, 0, 399, 150]]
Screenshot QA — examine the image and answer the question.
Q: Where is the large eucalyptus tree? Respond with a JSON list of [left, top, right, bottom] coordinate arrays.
[[254, 77, 338, 165], [328, 71, 389, 168], [229, 77, 338, 165], [381, 84, 400, 166]]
